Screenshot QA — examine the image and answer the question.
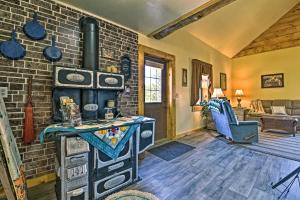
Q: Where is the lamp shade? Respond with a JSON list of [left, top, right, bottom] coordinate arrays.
[[235, 89, 244, 97], [212, 88, 224, 98]]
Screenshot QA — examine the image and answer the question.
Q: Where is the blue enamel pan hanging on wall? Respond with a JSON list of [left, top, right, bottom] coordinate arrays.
[[23, 12, 46, 40], [0, 30, 26, 60], [43, 35, 62, 62]]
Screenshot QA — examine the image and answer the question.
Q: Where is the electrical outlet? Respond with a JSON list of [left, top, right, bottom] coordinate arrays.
[[0, 87, 8, 98]]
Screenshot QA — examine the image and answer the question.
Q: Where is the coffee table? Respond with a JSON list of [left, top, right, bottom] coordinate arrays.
[[260, 116, 298, 136]]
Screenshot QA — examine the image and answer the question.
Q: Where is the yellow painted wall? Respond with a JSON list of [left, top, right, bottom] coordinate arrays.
[[139, 29, 232, 135], [232, 46, 300, 107]]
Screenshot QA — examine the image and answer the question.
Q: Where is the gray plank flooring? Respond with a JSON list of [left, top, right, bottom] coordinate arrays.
[[27, 130, 300, 200], [240, 131, 300, 162]]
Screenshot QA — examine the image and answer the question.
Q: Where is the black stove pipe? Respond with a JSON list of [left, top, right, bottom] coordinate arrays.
[[80, 17, 99, 120]]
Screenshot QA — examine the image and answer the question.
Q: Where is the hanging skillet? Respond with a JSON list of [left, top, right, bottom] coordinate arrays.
[[0, 30, 26, 60], [23, 12, 46, 40], [43, 35, 62, 62]]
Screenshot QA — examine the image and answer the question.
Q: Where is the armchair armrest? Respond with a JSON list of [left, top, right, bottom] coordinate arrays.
[[230, 121, 258, 126], [238, 121, 258, 126]]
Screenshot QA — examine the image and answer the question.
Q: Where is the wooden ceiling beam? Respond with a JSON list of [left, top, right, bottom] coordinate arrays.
[[149, 0, 238, 40]]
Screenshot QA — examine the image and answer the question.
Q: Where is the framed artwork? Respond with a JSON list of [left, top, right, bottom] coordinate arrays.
[[261, 73, 284, 88], [182, 68, 187, 87], [220, 73, 227, 90], [101, 47, 115, 60]]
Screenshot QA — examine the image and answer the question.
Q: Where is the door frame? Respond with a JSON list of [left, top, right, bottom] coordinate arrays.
[[138, 44, 176, 139]]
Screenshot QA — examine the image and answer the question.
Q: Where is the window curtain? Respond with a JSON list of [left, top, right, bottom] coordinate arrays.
[[190, 59, 213, 106]]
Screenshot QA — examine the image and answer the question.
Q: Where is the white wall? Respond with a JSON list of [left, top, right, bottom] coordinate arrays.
[[139, 29, 232, 135]]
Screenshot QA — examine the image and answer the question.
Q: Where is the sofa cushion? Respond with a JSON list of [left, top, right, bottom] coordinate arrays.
[[292, 100, 300, 108], [261, 100, 273, 114], [292, 101, 300, 115], [273, 100, 292, 115], [261, 100, 292, 115], [292, 109, 300, 115], [272, 100, 292, 107], [271, 106, 287, 115]]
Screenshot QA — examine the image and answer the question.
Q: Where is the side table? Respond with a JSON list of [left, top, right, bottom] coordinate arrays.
[[206, 112, 216, 130], [232, 107, 248, 121]]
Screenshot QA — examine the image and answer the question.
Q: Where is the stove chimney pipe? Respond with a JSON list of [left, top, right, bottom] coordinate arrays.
[[80, 17, 99, 120]]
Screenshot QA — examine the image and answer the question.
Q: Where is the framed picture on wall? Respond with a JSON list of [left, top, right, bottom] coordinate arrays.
[[261, 73, 284, 88], [182, 68, 187, 87], [220, 73, 227, 90]]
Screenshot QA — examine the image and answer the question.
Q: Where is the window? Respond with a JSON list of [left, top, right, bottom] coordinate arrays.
[[145, 65, 162, 103], [200, 75, 210, 102], [191, 59, 213, 111]]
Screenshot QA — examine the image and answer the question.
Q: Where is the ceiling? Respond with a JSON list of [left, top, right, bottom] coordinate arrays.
[[58, 0, 211, 34], [57, 0, 299, 58], [184, 0, 299, 58]]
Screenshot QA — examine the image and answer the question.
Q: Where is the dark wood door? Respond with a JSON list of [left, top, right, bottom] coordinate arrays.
[[144, 56, 167, 141]]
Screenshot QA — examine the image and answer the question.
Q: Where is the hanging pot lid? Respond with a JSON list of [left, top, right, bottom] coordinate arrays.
[[0, 30, 26, 60], [23, 12, 47, 40], [43, 35, 62, 62]]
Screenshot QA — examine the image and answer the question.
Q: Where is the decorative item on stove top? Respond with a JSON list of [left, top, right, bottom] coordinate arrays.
[[107, 100, 115, 108], [43, 35, 62, 62], [106, 65, 120, 73], [0, 30, 26, 60], [121, 55, 131, 82], [104, 108, 114, 120], [59, 96, 82, 127], [23, 12, 46, 40]]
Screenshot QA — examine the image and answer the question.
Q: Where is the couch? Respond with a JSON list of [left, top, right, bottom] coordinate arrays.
[[211, 100, 259, 143], [246, 99, 300, 130]]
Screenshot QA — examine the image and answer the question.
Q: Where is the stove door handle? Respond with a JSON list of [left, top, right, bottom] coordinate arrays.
[[70, 155, 85, 162], [69, 188, 84, 196]]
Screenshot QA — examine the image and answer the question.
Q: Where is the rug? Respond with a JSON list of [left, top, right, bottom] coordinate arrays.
[[239, 131, 300, 162], [148, 141, 195, 161], [105, 190, 158, 200]]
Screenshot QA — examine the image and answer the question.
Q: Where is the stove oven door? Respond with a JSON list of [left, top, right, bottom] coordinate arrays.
[[93, 168, 132, 199], [138, 120, 155, 153], [94, 138, 132, 169]]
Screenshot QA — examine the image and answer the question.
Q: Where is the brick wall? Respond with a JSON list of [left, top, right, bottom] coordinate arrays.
[[0, 0, 138, 178]]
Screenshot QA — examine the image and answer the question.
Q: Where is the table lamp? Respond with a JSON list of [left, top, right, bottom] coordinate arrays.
[[235, 89, 244, 108], [212, 88, 224, 98]]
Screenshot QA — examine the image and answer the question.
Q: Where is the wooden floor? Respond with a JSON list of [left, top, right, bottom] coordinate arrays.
[[27, 130, 300, 200], [240, 131, 300, 162]]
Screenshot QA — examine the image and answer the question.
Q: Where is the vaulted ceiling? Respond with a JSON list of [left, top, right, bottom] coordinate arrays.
[[57, 0, 211, 34], [184, 0, 299, 58], [235, 2, 300, 57], [56, 0, 300, 58]]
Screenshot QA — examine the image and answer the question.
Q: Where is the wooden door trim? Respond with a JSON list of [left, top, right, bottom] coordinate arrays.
[[138, 44, 176, 139]]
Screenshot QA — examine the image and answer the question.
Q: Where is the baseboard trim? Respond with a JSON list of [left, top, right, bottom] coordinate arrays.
[[175, 127, 204, 139], [26, 173, 56, 188]]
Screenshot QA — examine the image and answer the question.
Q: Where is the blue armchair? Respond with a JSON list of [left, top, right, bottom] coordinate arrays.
[[211, 100, 259, 143]]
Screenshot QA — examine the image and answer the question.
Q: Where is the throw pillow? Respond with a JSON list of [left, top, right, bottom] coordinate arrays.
[[257, 99, 265, 113], [271, 106, 287, 115], [250, 99, 265, 114]]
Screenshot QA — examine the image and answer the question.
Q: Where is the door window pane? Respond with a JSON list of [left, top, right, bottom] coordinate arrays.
[[145, 65, 162, 103]]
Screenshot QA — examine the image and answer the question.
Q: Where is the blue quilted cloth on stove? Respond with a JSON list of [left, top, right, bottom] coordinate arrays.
[[39, 117, 144, 160]]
